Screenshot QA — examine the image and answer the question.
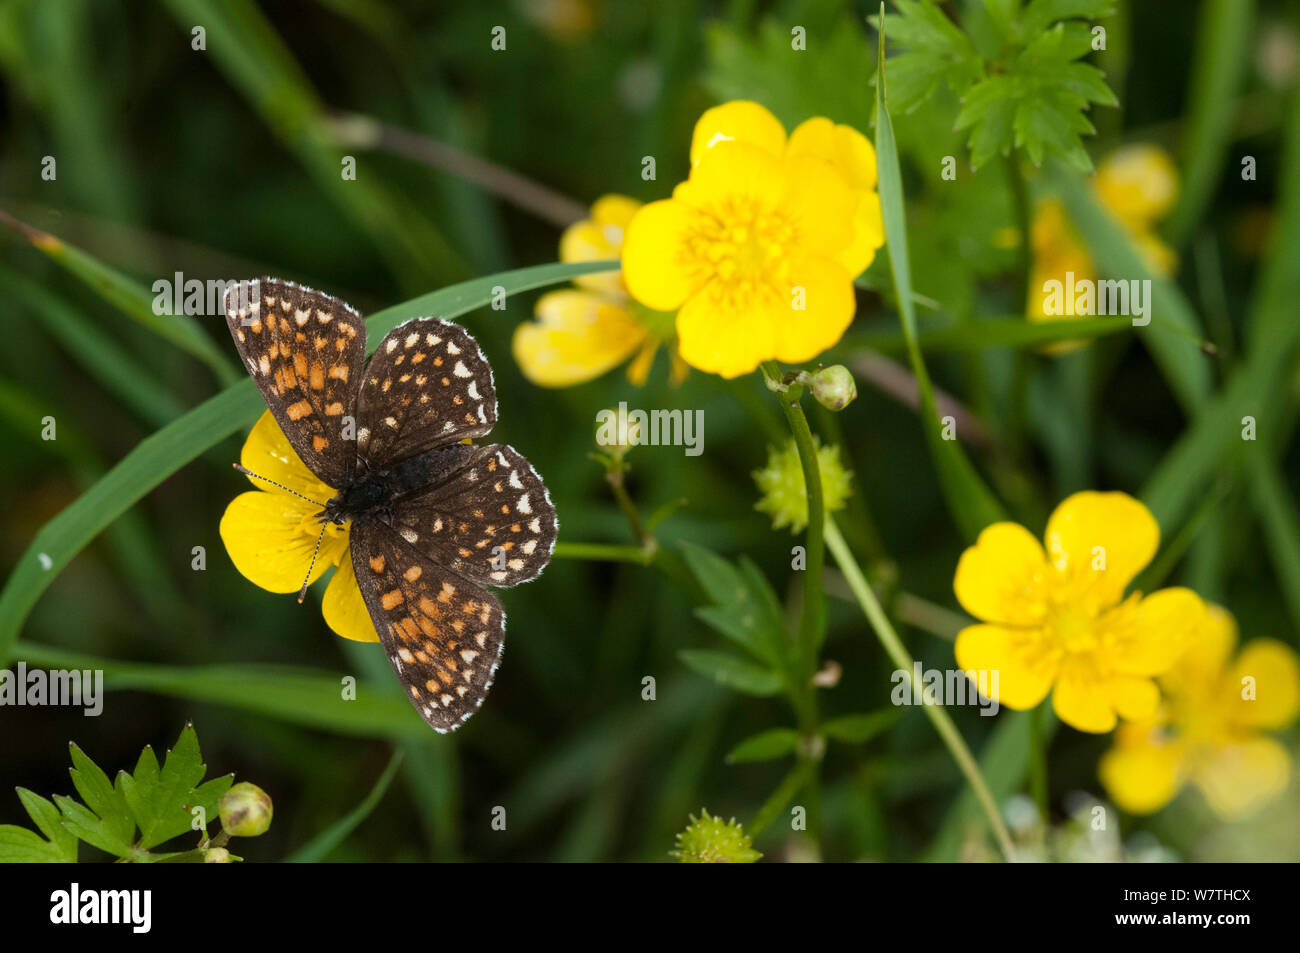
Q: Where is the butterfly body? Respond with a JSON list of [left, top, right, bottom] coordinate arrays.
[[225, 278, 557, 733]]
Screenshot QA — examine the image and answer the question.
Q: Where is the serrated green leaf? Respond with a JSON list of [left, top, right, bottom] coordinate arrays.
[[0, 825, 70, 863], [67, 743, 135, 853], [822, 711, 899, 744], [53, 794, 131, 857], [1019, 0, 1115, 38], [726, 729, 800, 764], [16, 788, 77, 862], [874, 1, 984, 114], [678, 650, 784, 697], [121, 725, 228, 849], [680, 542, 787, 667]]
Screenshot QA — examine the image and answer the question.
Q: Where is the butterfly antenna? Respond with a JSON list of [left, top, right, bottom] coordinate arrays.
[[233, 463, 326, 507], [297, 523, 329, 604]]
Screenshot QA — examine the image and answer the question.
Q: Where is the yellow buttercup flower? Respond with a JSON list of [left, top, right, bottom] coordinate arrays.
[[219, 410, 377, 643], [1099, 606, 1300, 820], [953, 491, 1205, 734], [621, 100, 884, 379], [513, 194, 685, 387], [1027, 144, 1179, 346]]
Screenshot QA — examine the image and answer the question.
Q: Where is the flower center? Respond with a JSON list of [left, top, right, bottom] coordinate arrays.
[[684, 198, 796, 298], [1050, 605, 1099, 654]]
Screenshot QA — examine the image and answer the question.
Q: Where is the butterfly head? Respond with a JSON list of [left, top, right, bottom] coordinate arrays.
[[321, 472, 391, 526]]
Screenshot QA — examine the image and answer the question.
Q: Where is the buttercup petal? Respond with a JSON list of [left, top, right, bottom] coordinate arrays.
[[954, 522, 1052, 626], [689, 100, 786, 166], [240, 410, 338, 501], [1164, 603, 1237, 689], [674, 280, 777, 378], [838, 191, 885, 278], [1104, 587, 1205, 677], [1099, 728, 1185, 814], [954, 624, 1057, 710], [1228, 638, 1300, 730], [1052, 656, 1118, 732], [219, 491, 348, 594], [621, 199, 706, 312], [322, 547, 380, 643], [1192, 737, 1292, 821], [673, 139, 786, 214], [1109, 675, 1161, 722], [771, 255, 855, 364], [561, 194, 641, 294], [781, 153, 857, 256], [1095, 144, 1179, 230], [513, 290, 647, 387], [787, 117, 879, 189], [1044, 491, 1159, 614]]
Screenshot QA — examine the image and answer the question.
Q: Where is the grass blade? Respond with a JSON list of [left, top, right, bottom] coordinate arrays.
[[14, 643, 427, 738], [286, 749, 405, 861], [1165, 0, 1256, 246], [1045, 166, 1211, 414], [873, 12, 1005, 540], [0, 267, 185, 426]]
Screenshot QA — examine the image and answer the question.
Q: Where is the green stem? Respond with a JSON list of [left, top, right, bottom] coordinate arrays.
[[1028, 702, 1048, 822], [552, 541, 651, 564], [761, 360, 826, 848], [824, 516, 1017, 862]]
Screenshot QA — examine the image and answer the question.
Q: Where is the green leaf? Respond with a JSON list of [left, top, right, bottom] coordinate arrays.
[[874, 24, 1007, 540], [15, 788, 77, 862], [678, 650, 784, 697], [1244, 454, 1300, 633], [0, 825, 71, 863], [725, 729, 800, 764], [848, 312, 1131, 352], [872, 1, 984, 114], [64, 742, 135, 856], [680, 542, 787, 668], [0, 259, 616, 666], [822, 711, 899, 744], [119, 725, 233, 849], [953, 18, 1115, 170]]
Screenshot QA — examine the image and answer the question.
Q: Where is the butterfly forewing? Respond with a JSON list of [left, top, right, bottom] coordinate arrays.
[[356, 318, 498, 466], [350, 520, 506, 734], [392, 444, 558, 587], [225, 278, 366, 488]]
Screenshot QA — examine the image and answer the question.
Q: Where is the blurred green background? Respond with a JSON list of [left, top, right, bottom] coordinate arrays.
[[1, 0, 1298, 861]]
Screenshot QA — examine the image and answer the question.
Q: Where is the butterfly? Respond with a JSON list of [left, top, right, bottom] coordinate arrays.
[[223, 278, 557, 733]]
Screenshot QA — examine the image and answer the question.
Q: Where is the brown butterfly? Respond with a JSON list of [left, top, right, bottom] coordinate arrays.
[[224, 278, 557, 733]]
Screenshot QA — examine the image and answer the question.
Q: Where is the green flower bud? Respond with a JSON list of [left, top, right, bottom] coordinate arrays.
[[203, 847, 231, 863], [809, 364, 857, 411], [670, 809, 761, 863], [219, 782, 273, 837], [753, 437, 853, 533]]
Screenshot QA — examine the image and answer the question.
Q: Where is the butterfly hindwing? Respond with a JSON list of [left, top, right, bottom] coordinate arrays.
[[225, 278, 366, 488], [356, 318, 498, 467], [350, 520, 506, 734], [391, 444, 558, 588]]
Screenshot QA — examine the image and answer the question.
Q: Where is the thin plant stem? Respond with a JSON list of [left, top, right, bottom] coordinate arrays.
[[1029, 702, 1049, 822], [761, 360, 826, 848], [824, 516, 1017, 862], [552, 541, 651, 564]]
